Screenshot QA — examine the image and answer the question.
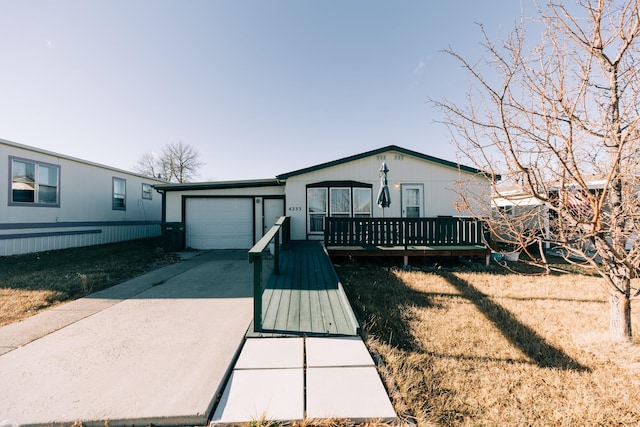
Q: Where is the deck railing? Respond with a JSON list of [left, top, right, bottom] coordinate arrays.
[[248, 216, 290, 332], [324, 216, 486, 247]]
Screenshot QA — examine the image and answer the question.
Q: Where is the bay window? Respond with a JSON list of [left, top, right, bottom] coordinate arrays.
[[307, 182, 372, 234]]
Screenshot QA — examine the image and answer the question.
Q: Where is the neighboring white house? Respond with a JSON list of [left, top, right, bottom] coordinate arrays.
[[1, 138, 165, 256], [156, 145, 494, 250], [490, 178, 614, 251]]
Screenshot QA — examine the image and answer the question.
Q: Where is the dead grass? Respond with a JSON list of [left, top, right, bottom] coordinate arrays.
[[337, 260, 640, 426], [0, 238, 179, 326], [7, 243, 640, 426]]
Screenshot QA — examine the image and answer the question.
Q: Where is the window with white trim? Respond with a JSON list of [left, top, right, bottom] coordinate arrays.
[[10, 157, 60, 206], [307, 188, 327, 233], [353, 188, 372, 218], [330, 188, 351, 218]]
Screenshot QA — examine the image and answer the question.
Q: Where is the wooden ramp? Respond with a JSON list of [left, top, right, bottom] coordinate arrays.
[[248, 241, 360, 337]]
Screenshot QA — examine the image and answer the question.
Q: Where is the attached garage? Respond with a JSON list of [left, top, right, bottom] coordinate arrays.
[[155, 179, 286, 251], [185, 198, 254, 249]]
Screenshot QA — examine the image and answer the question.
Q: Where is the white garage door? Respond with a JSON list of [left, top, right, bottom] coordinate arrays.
[[185, 198, 254, 249]]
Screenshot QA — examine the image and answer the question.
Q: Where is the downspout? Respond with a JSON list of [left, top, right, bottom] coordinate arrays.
[[154, 187, 167, 223]]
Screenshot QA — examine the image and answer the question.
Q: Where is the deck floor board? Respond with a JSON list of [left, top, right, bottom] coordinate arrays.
[[286, 249, 302, 331]]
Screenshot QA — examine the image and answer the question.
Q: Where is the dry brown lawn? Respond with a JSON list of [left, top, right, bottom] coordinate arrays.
[[337, 260, 640, 426], [0, 238, 178, 326], [4, 241, 640, 426]]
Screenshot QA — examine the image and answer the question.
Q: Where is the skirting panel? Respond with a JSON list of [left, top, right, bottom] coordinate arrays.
[[0, 223, 161, 256]]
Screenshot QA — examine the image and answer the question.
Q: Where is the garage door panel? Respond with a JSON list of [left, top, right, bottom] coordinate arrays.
[[186, 198, 253, 249]]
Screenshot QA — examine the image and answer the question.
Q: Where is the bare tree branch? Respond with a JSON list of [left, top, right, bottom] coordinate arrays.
[[133, 141, 204, 183], [433, 0, 640, 342]]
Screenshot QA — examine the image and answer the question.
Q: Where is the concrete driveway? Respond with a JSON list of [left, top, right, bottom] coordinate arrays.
[[0, 250, 253, 426]]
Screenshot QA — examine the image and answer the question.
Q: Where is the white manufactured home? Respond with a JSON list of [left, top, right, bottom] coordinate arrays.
[[1, 138, 164, 256], [156, 145, 493, 250]]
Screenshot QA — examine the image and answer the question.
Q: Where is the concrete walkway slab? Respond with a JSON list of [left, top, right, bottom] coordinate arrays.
[[306, 366, 397, 421], [0, 252, 211, 355], [235, 337, 304, 369], [211, 368, 304, 423], [0, 250, 253, 426], [306, 336, 375, 367], [211, 335, 397, 424], [212, 337, 305, 423]]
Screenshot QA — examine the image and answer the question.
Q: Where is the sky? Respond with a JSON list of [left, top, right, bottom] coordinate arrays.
[[0, 1, 532, 181]]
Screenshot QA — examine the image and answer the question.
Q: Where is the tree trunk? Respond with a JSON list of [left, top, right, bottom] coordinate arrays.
[[610, 290, 632, 342]]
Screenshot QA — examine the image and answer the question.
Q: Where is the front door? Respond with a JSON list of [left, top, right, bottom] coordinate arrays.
[[263, 198, 285, 235], [401, 184, 423, 218]]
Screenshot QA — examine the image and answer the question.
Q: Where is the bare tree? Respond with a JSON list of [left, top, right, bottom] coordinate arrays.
[[434, 0, 640, 342], [134, 141, 204, 183], [133, 152, 161, 179]]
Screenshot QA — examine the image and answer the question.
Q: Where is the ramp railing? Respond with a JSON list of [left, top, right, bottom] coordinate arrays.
[[248, 216, 290, 332]]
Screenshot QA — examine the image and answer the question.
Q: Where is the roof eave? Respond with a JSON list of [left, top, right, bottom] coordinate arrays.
[[276, 145, 495, 180], [153, 178, 283, 191]]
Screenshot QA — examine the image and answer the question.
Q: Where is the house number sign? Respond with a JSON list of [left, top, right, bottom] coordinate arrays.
[[288, 206, 303, 211]]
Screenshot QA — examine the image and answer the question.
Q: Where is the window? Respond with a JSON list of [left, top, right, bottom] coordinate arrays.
[[307, 183, 372, 234], [353, 188, 372, 217], [113, 178, 126, 210], [307, 188, 327, 232], [10, 157, 60, 206], [498, 205, 514, 216], [142, 183, 153, 200], [330, 188, 351, 218]]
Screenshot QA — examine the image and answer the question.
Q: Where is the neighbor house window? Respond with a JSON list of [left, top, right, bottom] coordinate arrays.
[[498, 205, 513, 216], [307, 183, 372, 234], [142, 183, 153, 200], [10, 157, 60, 206], [113, 177, 126, 210]]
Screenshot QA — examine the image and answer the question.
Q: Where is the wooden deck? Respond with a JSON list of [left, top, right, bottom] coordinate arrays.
[[324, 216, 490, 265], [326, 244, 490, 261], [248, 240, 360, 337]]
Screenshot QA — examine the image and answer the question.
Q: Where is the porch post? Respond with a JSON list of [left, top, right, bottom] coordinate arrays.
[[274, 229, 280, 275], [251, 254, 263, 332]]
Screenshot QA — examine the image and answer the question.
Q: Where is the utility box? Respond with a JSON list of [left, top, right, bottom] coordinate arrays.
[[161, 222, 185, 252]]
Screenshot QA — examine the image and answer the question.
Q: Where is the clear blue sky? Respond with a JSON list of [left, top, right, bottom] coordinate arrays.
[[0, 1, 529, 181]]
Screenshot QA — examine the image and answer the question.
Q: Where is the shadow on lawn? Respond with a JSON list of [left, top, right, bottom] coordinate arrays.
[[338, 265, 438, 352], [439, 271, 590, 372], [339, 264, 590, 371]]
